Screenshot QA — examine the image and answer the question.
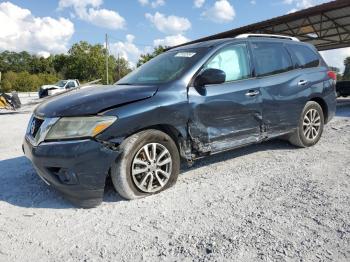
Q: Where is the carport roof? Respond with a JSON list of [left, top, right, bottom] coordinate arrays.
[[173, 0, 350, 51]]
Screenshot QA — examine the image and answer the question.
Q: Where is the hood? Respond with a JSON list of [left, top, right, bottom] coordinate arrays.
[[35, 84, 158, 118], [41, 85, 59, 90]]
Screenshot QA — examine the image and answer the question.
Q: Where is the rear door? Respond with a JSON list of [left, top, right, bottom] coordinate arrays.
[[251, 40, 306, 136], [188, 42, 263, 153]]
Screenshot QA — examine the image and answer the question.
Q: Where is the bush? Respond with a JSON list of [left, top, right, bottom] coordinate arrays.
[[0, 71, 60, 92]]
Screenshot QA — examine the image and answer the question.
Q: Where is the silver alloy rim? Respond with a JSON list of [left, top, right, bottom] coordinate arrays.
[[131, 143, 172, 193], [303, 109, 321, 140]]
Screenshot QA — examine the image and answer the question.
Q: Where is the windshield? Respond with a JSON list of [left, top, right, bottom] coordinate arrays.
[[55, 80, 68, 87], [117, 48, 208, 85]]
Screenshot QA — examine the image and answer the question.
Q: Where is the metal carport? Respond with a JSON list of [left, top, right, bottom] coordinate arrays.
[[174, 0, 350, 51]]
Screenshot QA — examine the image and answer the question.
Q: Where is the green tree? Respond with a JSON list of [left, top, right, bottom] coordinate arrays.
[[64, 41, 106, 83], [1, 71, 60, 92], [0, 40, 133, 90], [53, 54, 68, 77], [343, 57, 350, 80], [329, 66, 342, 81], [114, 56, 132, 82], [137, 46, 166, 67], [63, 41, 131, 84], [0, 51, 32, 72]]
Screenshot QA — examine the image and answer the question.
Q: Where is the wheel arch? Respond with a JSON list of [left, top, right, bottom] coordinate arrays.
[[126, 124, 191, 160], [309, 97, 329, 123]]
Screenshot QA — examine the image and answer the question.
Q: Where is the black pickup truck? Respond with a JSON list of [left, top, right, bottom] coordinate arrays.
[[336, 81, 350, 97]]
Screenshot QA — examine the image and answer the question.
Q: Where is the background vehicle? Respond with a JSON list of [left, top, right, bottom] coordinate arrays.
[[38, 79, 80, 98], [23, 35, 336, 207], [336, 80, 350, 97]]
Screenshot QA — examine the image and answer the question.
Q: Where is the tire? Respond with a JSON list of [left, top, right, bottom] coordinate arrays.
[[111, 129, 180, 200], [288, 101, 324, 148]]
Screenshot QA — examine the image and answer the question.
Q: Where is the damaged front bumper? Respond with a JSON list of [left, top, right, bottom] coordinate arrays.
[[23, 136, 119, 208]]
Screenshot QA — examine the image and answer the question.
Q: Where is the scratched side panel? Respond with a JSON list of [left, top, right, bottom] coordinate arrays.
[[188, 78, 263, 153], [260, 67, 329, 136]]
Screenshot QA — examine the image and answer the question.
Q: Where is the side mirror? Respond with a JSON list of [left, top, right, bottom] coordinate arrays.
[[194, 68, 226, 87]]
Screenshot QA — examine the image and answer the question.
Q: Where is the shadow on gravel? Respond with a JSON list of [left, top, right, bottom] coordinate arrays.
[[0, 156, 75, 209], [0, 156, 124, 209], [181, 139, 295, 172], [0, 140, 293, 209], [336, 98, 350, 117]]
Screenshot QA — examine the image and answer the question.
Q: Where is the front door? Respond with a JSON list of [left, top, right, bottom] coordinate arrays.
[[188, 42, 263, 153]]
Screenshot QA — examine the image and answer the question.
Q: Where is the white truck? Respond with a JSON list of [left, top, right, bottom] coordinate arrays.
[[38, 79, 80, 98]]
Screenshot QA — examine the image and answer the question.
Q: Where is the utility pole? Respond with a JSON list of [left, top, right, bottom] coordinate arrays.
[[117, 53, 120, 80], [105, 33, 109, 85]]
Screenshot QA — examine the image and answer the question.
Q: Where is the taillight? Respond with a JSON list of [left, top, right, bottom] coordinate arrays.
[[327, 71, 337, 81]]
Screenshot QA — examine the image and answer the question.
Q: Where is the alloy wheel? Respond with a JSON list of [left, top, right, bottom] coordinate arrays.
[[131, 143, 172, 193], [302, 109, 321, 140]]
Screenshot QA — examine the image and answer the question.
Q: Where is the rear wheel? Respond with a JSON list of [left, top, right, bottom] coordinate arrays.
[[288, 101, 324, 147], [111, 129, 180, 200]]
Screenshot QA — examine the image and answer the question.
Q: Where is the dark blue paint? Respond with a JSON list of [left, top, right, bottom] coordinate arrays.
[[24, 37, 337, 207]]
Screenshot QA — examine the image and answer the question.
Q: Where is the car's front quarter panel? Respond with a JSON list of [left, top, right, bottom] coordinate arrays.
[[98, 82, 190, 144]]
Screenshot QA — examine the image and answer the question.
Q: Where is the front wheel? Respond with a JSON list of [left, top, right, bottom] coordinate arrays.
[[288, 101, 324, 148], [111, 129, 180, 200]]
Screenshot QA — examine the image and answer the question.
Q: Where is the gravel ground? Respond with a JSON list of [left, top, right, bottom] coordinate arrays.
[[0, 97, 349, 262]]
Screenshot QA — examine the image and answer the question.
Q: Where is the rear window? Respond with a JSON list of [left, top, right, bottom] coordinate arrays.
[[251, 42, 293, 77], [287, 44, 320, 68]]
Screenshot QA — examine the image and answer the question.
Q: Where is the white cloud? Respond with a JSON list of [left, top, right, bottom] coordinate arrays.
[[58, 0, 102, 9], [138, 0, 149, 6], [80, 8, 125, 29], [153, 34, 190, 47], [0, 1, 74, 55], [138, 0, 165, 8], [58, 0, 125, 30], [202, 0, 235, 23], [194, 0, 205, 8], [145, 12, 191, 34], [109, 33, 190, 67], [109, 34, 147, 67], [321, 48, 350, 73], [250, 0, 256, 5], [283, 0, 329, 12]]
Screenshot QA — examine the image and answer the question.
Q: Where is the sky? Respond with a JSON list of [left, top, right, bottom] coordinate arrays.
[[0, 0, 349, 71]]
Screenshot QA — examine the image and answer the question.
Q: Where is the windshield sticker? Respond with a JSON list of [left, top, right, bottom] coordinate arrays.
[[175, 52, 196, 58]]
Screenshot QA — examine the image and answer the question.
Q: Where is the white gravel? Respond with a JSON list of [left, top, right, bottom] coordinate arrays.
[[0, 97, 349, 261]]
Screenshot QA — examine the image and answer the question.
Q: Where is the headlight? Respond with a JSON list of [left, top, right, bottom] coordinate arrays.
[[45, 116, 117, 140]]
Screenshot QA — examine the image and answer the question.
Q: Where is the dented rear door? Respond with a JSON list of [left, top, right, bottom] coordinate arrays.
[[188, 42, 263, 153]]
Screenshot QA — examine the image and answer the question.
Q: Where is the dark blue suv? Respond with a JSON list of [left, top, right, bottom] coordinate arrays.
[[23, 34, 337, 207]]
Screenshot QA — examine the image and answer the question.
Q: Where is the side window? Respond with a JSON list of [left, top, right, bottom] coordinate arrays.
[[251, 42, 293, 77], [67, 81, 75, 89], [204, 44, 251, 82], [287, 44, 320, 68]]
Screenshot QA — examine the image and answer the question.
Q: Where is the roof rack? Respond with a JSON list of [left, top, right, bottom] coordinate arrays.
[[235, 34, 300, 41]]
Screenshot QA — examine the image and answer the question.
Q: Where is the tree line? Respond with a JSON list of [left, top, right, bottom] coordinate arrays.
[[0, 41, 137, 92], [1, 42, 349, 93]]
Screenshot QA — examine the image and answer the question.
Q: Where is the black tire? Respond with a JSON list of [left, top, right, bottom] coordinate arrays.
[[288, 101, 324, 148], [111, 129, 180, 200]]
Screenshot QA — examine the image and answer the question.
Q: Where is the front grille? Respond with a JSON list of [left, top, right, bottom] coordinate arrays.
[[29, 117, 44, 138]]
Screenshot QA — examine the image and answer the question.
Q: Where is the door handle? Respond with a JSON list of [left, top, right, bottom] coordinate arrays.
[[298, 80, 308, 86], [245, 90, 260, 97]]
